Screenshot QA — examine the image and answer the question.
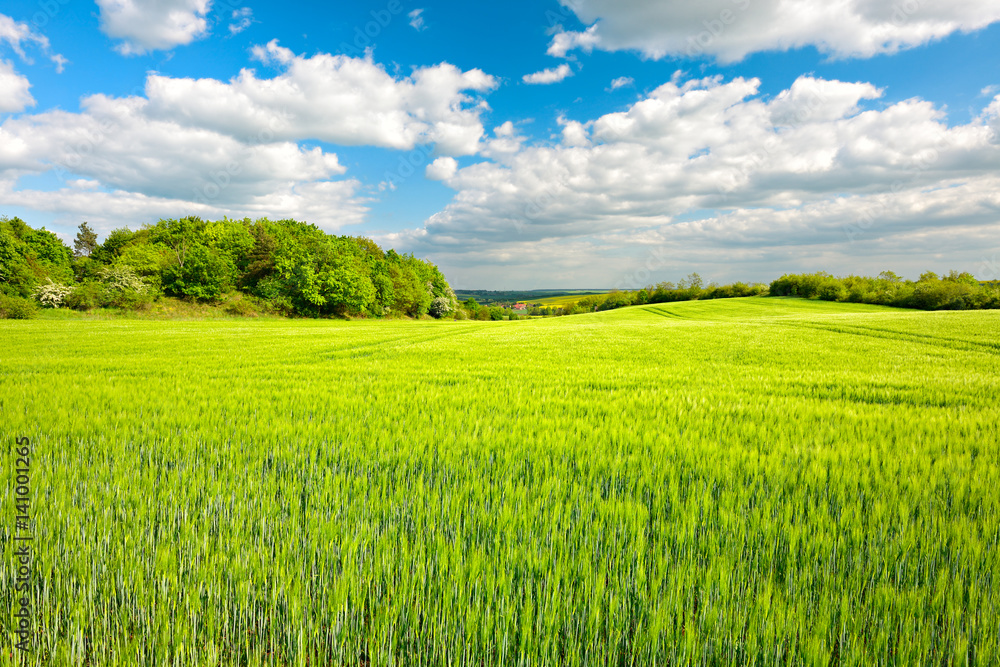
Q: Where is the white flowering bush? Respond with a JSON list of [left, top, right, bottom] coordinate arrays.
[[429, 296, 453, 318], [100, 265, 147, 294], [33, 279, 74, 308], [97, 264, 156, 309]]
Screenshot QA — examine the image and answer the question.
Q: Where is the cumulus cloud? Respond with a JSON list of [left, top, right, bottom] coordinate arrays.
[[389, 74, 1000, 286], [0, 93, 344, 197], [0, 45, 501, 233], [0, 60, 34, 113], [169, 40, 497, 156], [0, 13, 67, 71], [481, 121, 527, 159], [547, 24, 601, 58], [409, 9, 426, 31], [548, 0, 1000, 62], [0, 14, 49, 59], [392, 175, 1000, 288], [522, 63, 574, 85], [229, 7, 254, 36], [96, 0, 211, 55], [0, 176, 368, 238], [608, 76, 633, 90], [0, 91, 360, 230], [426, 156, 457, 181]]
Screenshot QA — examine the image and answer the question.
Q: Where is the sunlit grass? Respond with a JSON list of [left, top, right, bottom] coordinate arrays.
[[1, 298, 998, 665]]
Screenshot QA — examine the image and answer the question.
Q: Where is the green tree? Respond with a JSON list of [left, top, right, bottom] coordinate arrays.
[[878, 270, 903, 283], [73, 222, 99, 257], [149, 217, 207, 269], [319, 257, 377, 315], [0, 217, 73, 294], [162, 245, 234, 301], [91, 227, 137, 264]]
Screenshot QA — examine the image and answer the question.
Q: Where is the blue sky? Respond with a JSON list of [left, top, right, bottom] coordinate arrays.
[[1, 0, 999, 288]]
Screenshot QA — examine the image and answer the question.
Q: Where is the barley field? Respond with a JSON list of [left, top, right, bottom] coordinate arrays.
[[2, 298, 998, 665]]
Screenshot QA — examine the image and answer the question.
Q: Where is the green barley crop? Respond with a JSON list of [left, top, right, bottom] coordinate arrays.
[[1, 297, 998, 665]]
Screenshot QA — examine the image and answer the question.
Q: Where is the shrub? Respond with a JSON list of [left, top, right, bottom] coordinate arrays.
[[597, 291, 632, 311], [0, 294, 37, 319], [33, 279, 74, 308], [65, 281, 106, 311], [101, 265, 147, 293], [818, 280, 848, 302], [429, 297, 453, 318], [100, 265, 154, 309], [224, 297, 260, 317]]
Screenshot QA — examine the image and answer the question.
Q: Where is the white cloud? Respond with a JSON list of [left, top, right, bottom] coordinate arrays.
[[0, 13, 67, 71], [166, 40, 496, 156], [547, 25, 600, 58], [982, 94, 1000, 139], [481, 121, 527, 159], [390, 74, 1000, 286], [768, 76, 882, 125], [548, 0, 1000, 62], [0, 93, 347, 203], [391, 176, 1000, 288], [409, 9, 426, 31], [426, 156, 457, 181], [229, 7, 254, 36], [96, 0, 211, 55], [522, 63, 574, 85], [0, 60, 34, 113], [558, 116, 590, 147], [0, 14, 48, 59], [0, 46, 502, 234], [609, 76, 633, 90], [0, 176, 368, 237]]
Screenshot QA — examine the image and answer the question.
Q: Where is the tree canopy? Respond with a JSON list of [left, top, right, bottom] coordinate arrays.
[[0, 216, 457, 318]]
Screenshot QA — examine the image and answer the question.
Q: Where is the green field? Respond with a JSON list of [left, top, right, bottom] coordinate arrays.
[[2, 298, 998, 665], [532, 292, 608, 307]]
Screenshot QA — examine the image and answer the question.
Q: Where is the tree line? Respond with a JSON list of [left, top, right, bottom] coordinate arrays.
[[552, 271, 998, 316], [494, 270, 998, 317], [0, 216, 458, 319], [3, 215, 996, 319], [520, 275, 769, 316], [768, 271, 1000, 310]]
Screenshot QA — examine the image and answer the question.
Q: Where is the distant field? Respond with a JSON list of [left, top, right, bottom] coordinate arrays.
[[455, 289, 607, 306], [532, 291, 609, 306], [2, 298, 998, 665]]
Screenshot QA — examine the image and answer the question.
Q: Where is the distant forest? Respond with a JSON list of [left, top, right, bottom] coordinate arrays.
[[454, 290, 606, 306], [545, 271, 999, 316]]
